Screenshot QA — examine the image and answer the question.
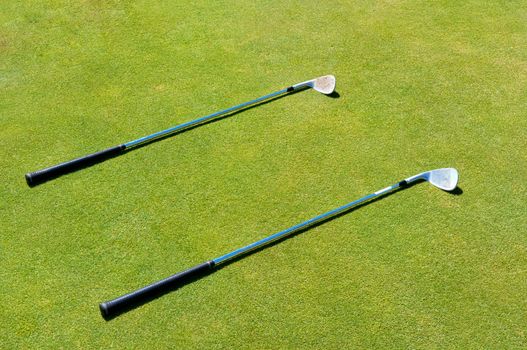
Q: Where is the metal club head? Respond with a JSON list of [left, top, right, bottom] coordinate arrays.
[[312, 75, 336, 94], [294, 75, 336, 94], [426, 168, 459, 191]]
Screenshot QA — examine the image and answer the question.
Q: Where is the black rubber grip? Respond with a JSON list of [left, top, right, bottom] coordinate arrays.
[[25, 144, 126, 187], [99, 260, 215, 320]]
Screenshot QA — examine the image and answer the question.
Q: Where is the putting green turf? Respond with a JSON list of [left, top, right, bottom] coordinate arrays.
[[1, 0, 526, 348]]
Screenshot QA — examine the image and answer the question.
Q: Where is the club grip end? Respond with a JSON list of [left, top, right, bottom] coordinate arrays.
[[99, 260, 215, 320], [99, 302, 111, 320], [25, 144, 125, 187], [25, 172, 36, 187]]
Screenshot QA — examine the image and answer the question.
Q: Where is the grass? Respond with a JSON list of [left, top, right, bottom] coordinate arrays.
[[1, 0, 526, 348]]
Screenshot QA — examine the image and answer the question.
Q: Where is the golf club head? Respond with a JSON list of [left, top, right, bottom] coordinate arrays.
[[427, 168, 459, 191], [313, 75, 336, 94]]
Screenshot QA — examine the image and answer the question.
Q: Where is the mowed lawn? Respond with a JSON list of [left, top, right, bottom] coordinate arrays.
[[1, 0, 526, 348]]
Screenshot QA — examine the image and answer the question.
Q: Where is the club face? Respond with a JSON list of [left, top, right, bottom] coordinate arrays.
[[313, 75, 336, 94], [428, 168, 459, 191]]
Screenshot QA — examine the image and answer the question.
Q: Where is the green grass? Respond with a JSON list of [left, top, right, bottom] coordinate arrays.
[[1, 0, 526, 348]]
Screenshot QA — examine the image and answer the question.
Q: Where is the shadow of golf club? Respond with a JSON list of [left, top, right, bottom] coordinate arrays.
[[451, 186, 463, 195], [214, 183, 410, 269], [102, 181, 462, 320], [30, 88, 334, 187], [223, 184, 465, 262], [102, 186, 399, 320], [327, 90, 340, 98], [128, 88, 308, 151]]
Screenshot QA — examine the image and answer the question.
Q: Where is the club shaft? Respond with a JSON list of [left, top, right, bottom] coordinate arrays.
[[25, 81, 313, 186], [125, 87, 292, 149], [212, 180, 406, 266]]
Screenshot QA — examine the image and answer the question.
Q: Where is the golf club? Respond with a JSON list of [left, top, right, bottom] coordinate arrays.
[[99, 168, 459, 320], [25, 75, 336, 187]]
